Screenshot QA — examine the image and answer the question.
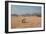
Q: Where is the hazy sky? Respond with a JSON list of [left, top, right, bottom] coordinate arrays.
[[11, 5, 41, 15]]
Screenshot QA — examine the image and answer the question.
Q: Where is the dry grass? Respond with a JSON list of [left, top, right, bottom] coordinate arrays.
[[11, 16, 41, 28]]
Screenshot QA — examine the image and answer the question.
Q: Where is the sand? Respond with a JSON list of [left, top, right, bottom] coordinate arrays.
[[11, 16, 41, 28]]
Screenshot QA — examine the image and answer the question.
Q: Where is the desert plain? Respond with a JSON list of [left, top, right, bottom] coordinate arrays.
[[11, 16, 41, 28]]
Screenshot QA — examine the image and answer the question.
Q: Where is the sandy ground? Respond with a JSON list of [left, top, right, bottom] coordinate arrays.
[[11, 16, 41, 28]]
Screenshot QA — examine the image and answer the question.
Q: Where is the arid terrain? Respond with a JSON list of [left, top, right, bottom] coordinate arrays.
[[11, 16, 41, 28]]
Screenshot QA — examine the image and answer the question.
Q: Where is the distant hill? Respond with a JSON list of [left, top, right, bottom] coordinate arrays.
[[11, 14, 18, 16], [21, 14, 32, 16], [32, 13, 41, 17], [11, 13, 41, 17]]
